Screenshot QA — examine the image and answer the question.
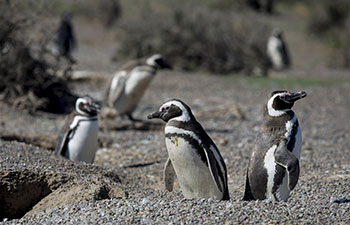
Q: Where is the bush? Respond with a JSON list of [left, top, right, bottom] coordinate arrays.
[[115, 3, 271, 74], [307, 0, 350, 68], [0, 2, 76, 113]]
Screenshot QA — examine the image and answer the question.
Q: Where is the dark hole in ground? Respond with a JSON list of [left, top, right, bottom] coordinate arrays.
[[0, 171, 52, 220], [94, 185, 111, 200]]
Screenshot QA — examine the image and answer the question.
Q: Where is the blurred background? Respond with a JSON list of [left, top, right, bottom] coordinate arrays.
[[0, 0, 349, 112]]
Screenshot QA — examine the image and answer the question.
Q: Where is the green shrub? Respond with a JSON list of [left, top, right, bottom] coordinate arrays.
[[308, 0, 350, 68], [0, 2, 76, 113], [115, 3, 271, 74]]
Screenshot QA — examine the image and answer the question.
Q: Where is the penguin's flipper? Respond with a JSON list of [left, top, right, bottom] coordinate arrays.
[[202, 144, 227, 196], [55, 114, 75, 157], [164, 157, 175, 192], [55, 128, 72, 157], [274, 142, 300, 191]]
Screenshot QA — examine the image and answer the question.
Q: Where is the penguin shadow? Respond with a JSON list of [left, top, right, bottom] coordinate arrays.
[[122, 160, 162, 169]]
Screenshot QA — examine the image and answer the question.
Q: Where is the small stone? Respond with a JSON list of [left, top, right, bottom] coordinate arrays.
[[142, 198, 151, 205]]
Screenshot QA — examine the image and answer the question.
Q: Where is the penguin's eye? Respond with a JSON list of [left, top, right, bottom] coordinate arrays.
[[165, 106, 170, 111]]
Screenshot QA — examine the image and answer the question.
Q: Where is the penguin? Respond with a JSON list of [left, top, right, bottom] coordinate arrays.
[[55, 12, 77, 64], [248, 0, 274, 14], [267, 29, 291, 70], [148, 99, 230, 200], [55, 95, 100, 163], [104, 54, 172, 120], [243, 90, 307, 202]]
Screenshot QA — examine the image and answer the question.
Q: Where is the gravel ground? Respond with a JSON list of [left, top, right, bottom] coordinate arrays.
[[1, 16, 350, 224], [0, 71, 349, 224]]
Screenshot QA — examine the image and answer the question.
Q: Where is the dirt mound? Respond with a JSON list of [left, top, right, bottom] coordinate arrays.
[[0, 141, 124, 220]]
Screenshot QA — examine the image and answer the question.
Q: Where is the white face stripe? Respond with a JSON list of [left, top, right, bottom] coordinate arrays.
[[264, 145, 277, 201], [146, 54, 162, 67], [75, 98, 89, 116], [267, 93, 290, 117], [160, 100, 191, 122]]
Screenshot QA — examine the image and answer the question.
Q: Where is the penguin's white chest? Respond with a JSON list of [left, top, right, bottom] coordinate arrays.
[[67, 118, 98, 163], [125, 70, 153, 94], [264, 145, 278, 201], [267, 37, 283, 69], [118, 70, 153, 113], [165, 131, 222, 199]]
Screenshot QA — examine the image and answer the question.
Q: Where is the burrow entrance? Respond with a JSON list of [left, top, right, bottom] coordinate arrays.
[[0, 169, 123, 221], [0, 170, 52, 220]]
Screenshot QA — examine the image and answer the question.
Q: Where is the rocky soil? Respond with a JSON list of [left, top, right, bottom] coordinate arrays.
[[0, 18, 349, 224], [0, 70, 349, 224]]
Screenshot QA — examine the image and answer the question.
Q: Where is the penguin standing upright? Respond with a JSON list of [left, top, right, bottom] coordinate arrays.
[[56, 12, 77, 64], [55, 95, 100, 163], [148, 99, 230, 200], [104, 54, 172, 120], [267, 29, 291, 70], [243, 90, 307, 202]]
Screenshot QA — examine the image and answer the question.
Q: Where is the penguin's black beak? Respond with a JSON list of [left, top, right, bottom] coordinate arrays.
[[281, 91, 307, 103], [91, 102, 101, 112], [163, 62, 173, 70], [147, 111, 162, 119], [87, 102, 101, 113], [158, 59, 173, 70]]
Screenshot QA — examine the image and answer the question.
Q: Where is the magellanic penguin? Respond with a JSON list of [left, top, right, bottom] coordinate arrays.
[[243, 90, 307, 202], [148, 99, 230, 200], [55, 12, 76, 64], [267, 28, 291, 70], [104, 54, 172, 120], [55, 95, 100, 163]]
